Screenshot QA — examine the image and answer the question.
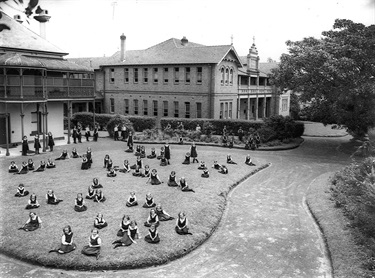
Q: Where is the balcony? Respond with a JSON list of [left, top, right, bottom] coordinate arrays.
[[238, 85, 273, 96]]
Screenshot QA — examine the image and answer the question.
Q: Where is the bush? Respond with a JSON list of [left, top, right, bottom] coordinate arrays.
[[263, 115, 304, 141], [106, 115, 134, 137], [126, 116, 156, 132]]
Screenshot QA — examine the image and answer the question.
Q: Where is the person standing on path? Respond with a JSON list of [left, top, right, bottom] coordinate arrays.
[[47, 132, 54, 151], [22, 135, 29, 156]]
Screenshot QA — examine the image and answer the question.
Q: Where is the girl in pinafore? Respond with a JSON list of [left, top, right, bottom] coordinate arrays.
[[144, 223, 160, 244], [190, 141, 198, 163], [142, 193, 156, 208], [86, 184, 96, 200], [49, 225, 76, 254], [33, 161, 46, 172], [25, 193, 40, 209], [156, 146, 165, 160], [142, 165, 151, 177], [164, 142, 171, 165], [112, 220, 139, 249], [147, 147, 156, 159], [81, 155, 90, 170], [175, 212, 192, 235], [27, 158, 35, 170], [15, 183, 29, 197], [155, 204, 174, 221], [16, 161, 28, 174], [56, 149, 69, 160], [118, 159, 131, 173], [22, 135, 29, 156], [144, 208, 159, 227], [34, 134, 41, 154], [71, 147, 80, 158], [146, 169, 162, 185], [46, 158, 56, 168], [94, 189, 106, 203], [92, 178, 103, 189], [179, 177, 195, 193], [8, 161, 18, 173], [167, 171, 178, 187], [19, 212, 42, 231], [46, 190, 63, 205], [94, 213, 108, 229], [74, 193, 87, 212], [182, 152, 190, 164], [117, 215, 131, 237], [126, 192, 138, 207], [47, 132, 55, 151], [103, 154, 110, 168], [81, 228, 101, 260], [245, 154, 256, 166]]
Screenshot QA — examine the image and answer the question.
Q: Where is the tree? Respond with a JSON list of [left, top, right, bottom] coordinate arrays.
[[271, 19, 375, 138], [0, 0, 40, 31]]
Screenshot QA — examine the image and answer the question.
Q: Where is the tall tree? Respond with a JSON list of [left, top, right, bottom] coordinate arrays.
[[271, 19, 375, 137]]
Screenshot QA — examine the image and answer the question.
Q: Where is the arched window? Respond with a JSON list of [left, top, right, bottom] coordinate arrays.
[[225, 68, 229, 85], [229, 68, 233, 85], [220, 68, 224, 85]]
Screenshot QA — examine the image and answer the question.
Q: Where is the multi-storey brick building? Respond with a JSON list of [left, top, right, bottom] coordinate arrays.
[[71, 35, 289, 121]]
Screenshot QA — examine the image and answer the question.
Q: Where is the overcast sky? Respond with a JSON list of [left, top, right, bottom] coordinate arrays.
[[2, 0, 375, 61]]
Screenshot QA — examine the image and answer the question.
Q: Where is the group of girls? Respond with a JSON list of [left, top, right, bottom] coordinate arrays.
[[15, 187, 63, 210], [9, 158, 56, 174], [21, 132, 55, 156]]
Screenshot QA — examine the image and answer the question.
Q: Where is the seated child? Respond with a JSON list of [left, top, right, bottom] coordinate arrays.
[[94, 189, 106, 203], [16, 161, 28, 174], [134, 145, 142, 157], [245, 154, 256, 166], [182, 152, 190, 165], [49, 225, 76, 254], [144, 223, 160, 244], [197, 161, 207, 170], [125, 143, 134, 153], [118, 159, 131, 173], [142, 193, 156, 208], [227, 154, 237, 164], [92, 178, 103, 189], [142, 165, 151, 177], [19, 212, 42, 231], [146, 169, 162, 185], [130, 156, 143, 170], [132, 164, 142, 177], [117, 215, 131, 237], [144, 209, 159, 227], [212, 160, 221, 170], [86, 185, 96, 200], [179, 177, 195, 193], [94, 213, 108, 229], [27, 158, 35, 171], [81, 155, 90, 170], [74, 193, 87, 212], [175, 212, 192, 235], [33, 161, 46, 172], [56, 150, 69, 160], [218, 164, 229, 174], [46, 189, 63, 205], [103, 154, 110, 168], [81, 228, 101, 260], [201, 169, 209, 178], [15, 183, 29, 197], [86, 147, 93, 167], [160, 155, 168, 166], [112, 220, 139, 248], [25, 193, 40, 209], [126, 192, 138, 207], [46, 158, 56, 168], [147, 147, 156, 159], [71, 148, 80, 158], [155, 204, 174, 221], [140, 146, 146, 158], [156, 147, 165, 160], [107, 167, 117, 177], [228, 138, 234, 149], [106, 158, 113, 171], [167, 171, 178, 187], [8, 161, 19, 173]]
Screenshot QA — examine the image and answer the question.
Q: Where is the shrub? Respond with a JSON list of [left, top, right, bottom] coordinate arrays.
[[142, 128, 159, 140], [263, 115, 304, 141], [106, 115, 134, 137], [126, 116, 156, 132]]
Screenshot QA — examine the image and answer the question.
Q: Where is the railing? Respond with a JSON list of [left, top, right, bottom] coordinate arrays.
[[0, 87, 44, 100], [238, 88, 273, 95]]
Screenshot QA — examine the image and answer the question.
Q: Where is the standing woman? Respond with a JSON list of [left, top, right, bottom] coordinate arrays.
[[164, 141, 171, 165], [49, 225, 76, 254], [81, 228, 101, 260], [72, 126, 78, 144], [22, 135, 29, 156], [31, 134, 41, 154], [175, 212, 193, 235], [190, 141, 198, 163], [74, 193, 87, 212], [127, 131, 134, 150], [93, 125, 99, 142], [47, 132, 55, 151], [19, 212, 42, 231]]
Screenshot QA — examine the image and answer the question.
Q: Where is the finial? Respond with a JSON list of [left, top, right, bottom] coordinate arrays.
[[231, 34, 233, 45], [253, 36, 256, 45]]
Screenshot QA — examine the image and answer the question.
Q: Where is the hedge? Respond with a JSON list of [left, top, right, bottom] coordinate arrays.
[[126, 116, 157, 132], [106, 115, 134, 137]]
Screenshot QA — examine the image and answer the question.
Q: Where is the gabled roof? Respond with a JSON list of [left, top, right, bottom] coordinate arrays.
[[239, 56, 278, 77], [69, 38, 243, 69], [0, 12, 67, 55]]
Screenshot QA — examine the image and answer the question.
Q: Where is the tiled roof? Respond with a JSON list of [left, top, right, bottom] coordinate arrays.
[[69, 38, 241, 69], [0, 12, 67, 55], [259, 62, 279, 75]]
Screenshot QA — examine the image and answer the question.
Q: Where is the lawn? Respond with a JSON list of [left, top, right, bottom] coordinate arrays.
[[0, 138, 269, 270]]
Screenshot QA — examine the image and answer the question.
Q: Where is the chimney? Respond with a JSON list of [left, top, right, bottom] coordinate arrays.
[[120, 33, 126, 61], [13, 15, 23, 24], [34, 10, 51, 39], [181, 36, 188, 46]]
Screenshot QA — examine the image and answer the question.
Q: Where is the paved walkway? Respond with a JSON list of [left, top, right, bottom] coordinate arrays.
[[0, 123, 352, 277]]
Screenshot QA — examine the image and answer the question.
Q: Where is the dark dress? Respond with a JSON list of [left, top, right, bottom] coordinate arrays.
[[175, 217, 192, 235], [114, 227, 138, 247], [48, 134, 55, 150], [47, 193, 62, 205], [85, 130, 91, 141], [144, 214, 159, 227], [117, 222, 130, 237], [34, 137, 41, 153], [25, 198, 39, 209], [142, 197, 156, 208], [150, 173, 161, 185], [201, 169, 209, 178], [164, 145, 171, 160], [86, 151, 93, 167], [21, 216, 40, 231], [17, 164, 28, 174], [94, 217, 108, 229], [190, 145, 198, 160], [15, 187, 29, 197], [22, 138, 29, 156], [56, 152, 68, 160], [77, 128, 82, 143], [126, 197, 138, 207], [157, 150, 165, 160], [72, 128, 78, 143], [167, 175, 178, 187], [33, 163, 46, 172], [147, 150, 156, 159], [51, 233, 76, 254], [127, 134, 133, 148], [182, 154, 190, 164], [94, 193, 106, 203], [28, 162, 35, 171], [93, 128, 99, 141], [9, 165, 19, 173], [81, 158, 90, 170], [142, 168, 151, 177], [86, 187, 96, 199], [81, 236, 100, 257], [144, 229, 160, 244], [156, 209, 174, 221], [46, 161, 56, 168], [160, 157, 167, 166], [71, 150, 80, 158], [74, 198, 87, 212], [245, 157, 256, 166], [180, 180, 195, 192]]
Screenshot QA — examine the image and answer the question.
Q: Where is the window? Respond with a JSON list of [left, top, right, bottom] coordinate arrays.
[[153, 100, 158, 116], [124, 68, 129, 83], [229, 102, 232, 118], [143, 99, 148, 115], [174, 67, 179, 84], [174, 101, 179, 117], [225, 68, 229, 85], [196, 102, 202, 118], [124, 99, 129, 114], [143, 68, 148, 83], [163, 68, 169, 84], [224, 102, 228, 118], [110, 98, 115, 113], [229, 69, 233, 85], [185, 67, 190, 84], [153, 68, 159, 83], [110, 68, 115, 83], [134, 99, 139, 115], [163, 101, 168, 117], [220, 68, 224, 85], [197, 67, 202, 84], [220, 103, 224, 119], [133, 68, 138, 83], [185, 102, 190, 118], [282, 98, 288, 111]]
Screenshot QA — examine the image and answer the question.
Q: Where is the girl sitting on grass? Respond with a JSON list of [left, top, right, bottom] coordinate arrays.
[[71, 147, 80, 158], [92, 178, 103, 189], [81, 228, 101, 260], [218, 165, 228, 174], [155, 204, 174, 221], [15, 161, 28, 174], [27, 158, 35, 171], [19, 212, 42, 231], [134, 145, 141, 156], [226, 154, 237, 164], [46, 190, 63, 205], [144, 208, 159, 227], [201, 169, 209, 178], [167, 171, 178, 187], [117, 215, 131, 237], [130, 156, 143, 170], [86, 185, 96, 200], [146, 169, 162, 185], [103, 154, 110, 169], [86, 147, 93, 167], [112, 220, 139, 249], [182, 152, 190, 165], [159, 154, 168, 166], [46, 158, 56, 168], [94, 213, 108, 229], [74, 193, 87, 212], [245, 154, 256, 166], [125, 142, 134, 153], [144, 223, 160, 244], [94, 189, 106, 203], [156, 146, 165, 160], [49, 225, 76, 254], [118, 159, 131, 173], [56, 149, 69, 160], [142, 193, 156, 208], [33, 161, 46, 172], [147, 147, 156, 159], [142, 165, 151, 177], [25, 193, 40, 209], [212, 161, 221, 170], [132, 164, 142, 177], [8, 161, 18, 173], [126, 192, 138, 207], [106, 158, 113, 171], [197, 161, 207, 170], [175, 212, 192, 235], [15, 183, 29, 197], [179, 177, 195, 193], [140, 145, 146, 158], [107, 167, 117, 177]]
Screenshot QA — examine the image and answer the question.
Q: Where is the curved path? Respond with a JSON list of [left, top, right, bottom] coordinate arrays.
[[0, 136, 351, 278]]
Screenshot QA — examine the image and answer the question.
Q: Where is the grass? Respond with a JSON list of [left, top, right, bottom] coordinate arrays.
[[0, 138, 269, 270]]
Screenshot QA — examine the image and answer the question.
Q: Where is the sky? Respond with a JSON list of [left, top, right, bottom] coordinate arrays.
[[1, 0, 375, 61]]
